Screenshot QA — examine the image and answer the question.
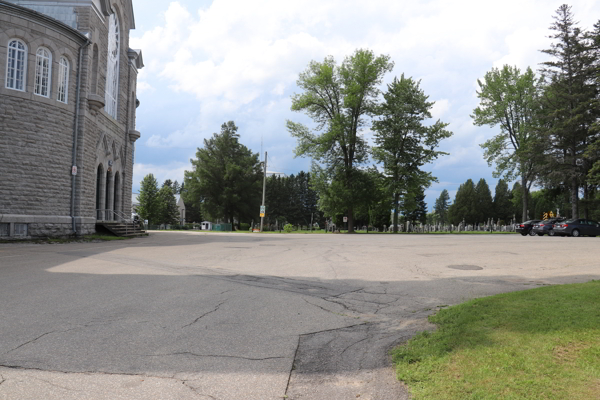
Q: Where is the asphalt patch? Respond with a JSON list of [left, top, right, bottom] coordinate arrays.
[[447, 264, 483, 270]]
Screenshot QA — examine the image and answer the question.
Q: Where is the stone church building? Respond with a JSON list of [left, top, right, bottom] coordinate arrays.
[[0, 0, 143, 238]]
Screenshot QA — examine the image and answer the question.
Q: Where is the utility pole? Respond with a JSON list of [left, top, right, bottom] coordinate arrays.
[[260, 151, 267, 232]]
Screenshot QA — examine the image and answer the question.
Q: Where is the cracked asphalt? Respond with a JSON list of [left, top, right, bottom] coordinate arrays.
[[0, 231, 598, 399]]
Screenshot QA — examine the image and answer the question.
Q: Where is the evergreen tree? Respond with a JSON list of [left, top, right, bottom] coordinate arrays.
[[157, 185, 180, 225], [137, 174, 160, 224], [540, 5, 599, 218], [475, 178, 494, 223], [172, 180, 181, 194], [403, 186, 427, 225], [448, 179, 478, 225], [434, 189, 450, 224], [493, 179, 512, 223], [185, 121, 262, 225]]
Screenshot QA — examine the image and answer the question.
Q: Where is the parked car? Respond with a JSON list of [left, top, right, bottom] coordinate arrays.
[[553, 219, 600, 237], [516, 220, 542, 236], [532, 217, 566, 236]]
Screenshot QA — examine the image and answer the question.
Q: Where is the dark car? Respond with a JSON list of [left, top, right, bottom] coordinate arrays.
[[532, 217, 566, 236], [516, 220, 542, 236], [553, 219, 600, 237]]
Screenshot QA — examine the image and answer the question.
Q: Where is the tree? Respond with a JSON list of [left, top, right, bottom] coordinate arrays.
[[172, 180, 181, 194], [372, 75, 452, 232], [180, 182, 203, 223], [137, 174, 160, 224], [287, 49, 394, 233], [157, 185, 180, 225], [434, 189, 450, 224], [185, 121, 263, 226], [402, 186, 427, 225], [539, 5, 599, 218], [162, 179, 173, 189], [448, 179, 478, 225], [493, 179, 512, 223], [474, 178, 493, 223], [473, 65, 542, 224]]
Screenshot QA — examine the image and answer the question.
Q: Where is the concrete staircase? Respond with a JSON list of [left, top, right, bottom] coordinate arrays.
[[96, 221, 146, 237]]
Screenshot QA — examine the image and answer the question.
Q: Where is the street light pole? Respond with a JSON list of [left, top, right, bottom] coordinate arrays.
[[260, 151, 267, 232]]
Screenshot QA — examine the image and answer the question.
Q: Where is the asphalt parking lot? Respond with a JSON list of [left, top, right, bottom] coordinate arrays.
[[0, 232, 598, 399]]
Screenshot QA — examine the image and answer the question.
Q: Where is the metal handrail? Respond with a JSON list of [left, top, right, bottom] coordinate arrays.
[[96, 209, 141, 236]]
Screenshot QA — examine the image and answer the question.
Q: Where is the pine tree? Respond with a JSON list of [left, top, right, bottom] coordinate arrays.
[[493, 179, 512, 223], [434, 189, 450, 224], [138, 174, 160, 224], [540, 5, 598, 218], [185, 121, 262, 225], [448, 179, 478, 225], [475, 178, 494, 224], [157, 185, 180, 225]]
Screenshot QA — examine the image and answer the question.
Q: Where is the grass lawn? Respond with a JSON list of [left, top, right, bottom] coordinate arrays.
[[392, 280, 600, 400]]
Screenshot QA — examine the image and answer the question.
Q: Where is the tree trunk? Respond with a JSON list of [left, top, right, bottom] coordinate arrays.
[[583, 184, 589, 220], [347, 205, 354, 233], [393, 192, 399, 233], [521, 175, 528, 222], [571, 177, 579, 219]]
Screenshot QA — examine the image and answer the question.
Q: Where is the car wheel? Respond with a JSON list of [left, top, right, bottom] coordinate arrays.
[[549, 230, 555, 236], [529, 229, 536, 236], [572, 229, 580, 237], [520, 232, 527, 236]]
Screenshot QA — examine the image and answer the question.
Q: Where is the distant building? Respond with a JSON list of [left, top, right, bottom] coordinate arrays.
[[0, 0, 143, 238]]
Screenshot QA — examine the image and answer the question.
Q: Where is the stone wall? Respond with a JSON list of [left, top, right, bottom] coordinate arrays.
[[0, 0, 142, 239]]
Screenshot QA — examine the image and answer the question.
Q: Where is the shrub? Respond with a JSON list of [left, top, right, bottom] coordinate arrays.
[[284, 223, 293, 233], [240, 223, 250, 231]]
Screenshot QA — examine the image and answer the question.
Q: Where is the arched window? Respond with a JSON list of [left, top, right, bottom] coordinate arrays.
[[105, 12, 120, 118], [57, 57, 69, 103], [6, 39, 27, 91], [34, 47, 51, 97]]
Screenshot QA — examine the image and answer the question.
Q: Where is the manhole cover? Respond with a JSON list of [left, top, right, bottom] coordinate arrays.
[[448, 265, 483, 270]]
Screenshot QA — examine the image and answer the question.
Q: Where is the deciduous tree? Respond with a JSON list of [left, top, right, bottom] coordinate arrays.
[[372, 75, 452, 232], [287, 49, 394, 233], [473, 65, 542, 223]]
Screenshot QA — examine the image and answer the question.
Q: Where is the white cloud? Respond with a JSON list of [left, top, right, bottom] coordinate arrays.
[[133, 161, 190, 192], [430, 99, 450, 120], [130, 0, 600, 207]]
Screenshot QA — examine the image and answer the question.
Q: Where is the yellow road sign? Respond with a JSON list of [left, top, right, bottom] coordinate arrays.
[[260, 213, 265, 217]]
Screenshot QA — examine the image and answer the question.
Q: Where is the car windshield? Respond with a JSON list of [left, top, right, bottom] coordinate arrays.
[[564, 219, 577, 223]]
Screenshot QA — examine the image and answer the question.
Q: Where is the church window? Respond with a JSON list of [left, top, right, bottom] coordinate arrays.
[[6, 39, 27, 91], [14, 223, 28, 237], [34, 47, 52, 97], [105, 12, 120, 119], [57, 57, 69, 103]]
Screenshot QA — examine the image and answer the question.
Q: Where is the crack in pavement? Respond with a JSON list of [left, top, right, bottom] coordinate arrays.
[[182, 301, 226, 328], [4, 331, 58, 354], [143, 352, 287, 362], [181, 381, 217, 399]]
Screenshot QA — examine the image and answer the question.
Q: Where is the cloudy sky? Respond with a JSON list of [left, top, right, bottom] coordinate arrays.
[[129, 0, 600, 208]]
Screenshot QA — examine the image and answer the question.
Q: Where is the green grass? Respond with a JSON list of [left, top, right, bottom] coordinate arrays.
[[392, 281, 600, 400]]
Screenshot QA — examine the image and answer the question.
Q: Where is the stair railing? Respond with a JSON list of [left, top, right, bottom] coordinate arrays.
[[95, 209, 142, 236]]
